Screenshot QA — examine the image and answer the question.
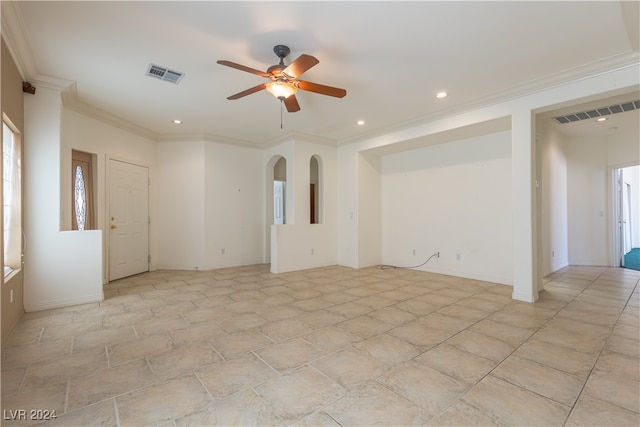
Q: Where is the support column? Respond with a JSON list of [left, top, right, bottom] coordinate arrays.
[[511, 108, 539, 302]]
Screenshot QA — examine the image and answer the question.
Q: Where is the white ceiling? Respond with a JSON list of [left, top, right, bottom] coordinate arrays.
[[3, 1, 639, 145]]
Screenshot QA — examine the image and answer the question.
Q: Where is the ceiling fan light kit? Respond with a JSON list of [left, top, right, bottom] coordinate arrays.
[[217, 44, 346, 113], [265, 81, 297, 99]]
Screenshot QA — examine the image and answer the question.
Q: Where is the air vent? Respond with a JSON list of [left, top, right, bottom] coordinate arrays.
[[554, 100, 640, 124], [145, 64, 184, 84]]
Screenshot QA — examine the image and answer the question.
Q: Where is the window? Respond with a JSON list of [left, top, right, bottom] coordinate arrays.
[[3, 119, 22, 276], [72, 150, 95, 230]]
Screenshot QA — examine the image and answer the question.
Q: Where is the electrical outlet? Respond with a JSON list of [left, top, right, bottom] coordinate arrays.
[[412, 249, 416, 256], [456, 253, 461, 261], [221, 248, 225, 255], [436, 252, 440, 258]]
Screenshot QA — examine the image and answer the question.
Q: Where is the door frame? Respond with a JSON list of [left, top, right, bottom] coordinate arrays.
[[106, 155, 151, 282], [610, 162, 640, 268]]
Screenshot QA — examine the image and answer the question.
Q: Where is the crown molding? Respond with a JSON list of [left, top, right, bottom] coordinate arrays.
[[58, 82, 338, 149], [263, 131, 337, 149], [338, 51, 640, 147], [30, 74, 75, 91], [155, 132, 262, 149], [1, 0, 36, 80], [621, 1, 640, 52], [62, 84, 158, 141]]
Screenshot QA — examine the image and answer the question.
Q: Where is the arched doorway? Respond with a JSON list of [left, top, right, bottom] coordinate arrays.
[[266, 155, 287, 262]]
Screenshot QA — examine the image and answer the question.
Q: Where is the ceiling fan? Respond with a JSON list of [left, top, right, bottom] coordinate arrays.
[[217, 45, 346, 113]]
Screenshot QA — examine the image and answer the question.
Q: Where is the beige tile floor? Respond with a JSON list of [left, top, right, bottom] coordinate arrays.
[[1, 264, 639, 426]]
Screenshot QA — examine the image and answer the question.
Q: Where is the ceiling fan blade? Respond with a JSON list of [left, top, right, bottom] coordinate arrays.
[[217, 60, 269, 77], [297, 80, 347, 98], [227, 83, 267, 100], [284, 95, 301, 112], [283, 54, 319, 78]]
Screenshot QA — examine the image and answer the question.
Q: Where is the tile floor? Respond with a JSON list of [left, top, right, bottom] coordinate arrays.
[[1, 264, 638, 426]]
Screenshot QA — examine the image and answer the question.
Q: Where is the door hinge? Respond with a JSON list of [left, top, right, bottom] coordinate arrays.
[[148, 216, 151, 224], [148, 254, 151, 263]]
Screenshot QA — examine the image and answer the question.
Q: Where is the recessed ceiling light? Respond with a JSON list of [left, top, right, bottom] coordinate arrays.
[[172, 119, 183, 125], [357, 120, 365, 126], [596, 117, 607, 122], [435, 91, 448, 99]]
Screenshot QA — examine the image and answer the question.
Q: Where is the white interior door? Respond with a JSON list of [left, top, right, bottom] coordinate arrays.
[[109, 159, 149, 280]]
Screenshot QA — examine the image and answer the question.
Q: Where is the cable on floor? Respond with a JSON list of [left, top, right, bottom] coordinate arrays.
[[381, 252, 439, 270]]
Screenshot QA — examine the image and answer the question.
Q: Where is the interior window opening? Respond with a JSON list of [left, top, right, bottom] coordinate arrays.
[[273, 157, 286, 225], [310, 155, 321, 224]]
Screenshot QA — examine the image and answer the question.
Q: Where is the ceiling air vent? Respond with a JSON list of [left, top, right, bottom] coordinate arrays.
[[146, 64, 184, 84], [554, 100, 640, 124]]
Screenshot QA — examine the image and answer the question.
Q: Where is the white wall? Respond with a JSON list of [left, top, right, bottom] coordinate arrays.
[[358, 152, 382, 268], [155, 139, 205, 270], [155, 137, 264, 270], [380, 131, 513, 284], [24, 86, 102, 311], [566, 136, 609, 265], [204, 140, 263, 269], [538, 124, 569, 275]]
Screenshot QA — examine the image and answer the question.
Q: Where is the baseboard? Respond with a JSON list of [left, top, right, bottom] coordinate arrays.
[[24, 293, 104, 313], [511, 289, 538, 303], [271, 260, 336, 274]]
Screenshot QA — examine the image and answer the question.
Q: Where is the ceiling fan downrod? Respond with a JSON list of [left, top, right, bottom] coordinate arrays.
[[280, 98, 284, 129]]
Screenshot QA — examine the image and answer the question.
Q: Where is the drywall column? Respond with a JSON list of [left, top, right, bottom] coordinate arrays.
[[337, 145, 359, 268], [358, 152, 382, 267], [511, 108, 539, 302]]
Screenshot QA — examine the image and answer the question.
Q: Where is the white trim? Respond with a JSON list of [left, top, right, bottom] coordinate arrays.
[[62, 85, 157, 141], [609, 162, 640, 268], [512, 289, 538, 303], [1, 0, 34, 80], [24, 293, 104, 313], [339, 54, 640, 147], [263, 131, 337, 149]]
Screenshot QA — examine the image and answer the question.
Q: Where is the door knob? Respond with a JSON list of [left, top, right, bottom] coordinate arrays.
[[111, 224, 117, 229]]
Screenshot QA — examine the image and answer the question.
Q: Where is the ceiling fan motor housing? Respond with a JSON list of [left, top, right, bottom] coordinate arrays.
[[267, 64, 286, 77], [268, 45, 291, 77]]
